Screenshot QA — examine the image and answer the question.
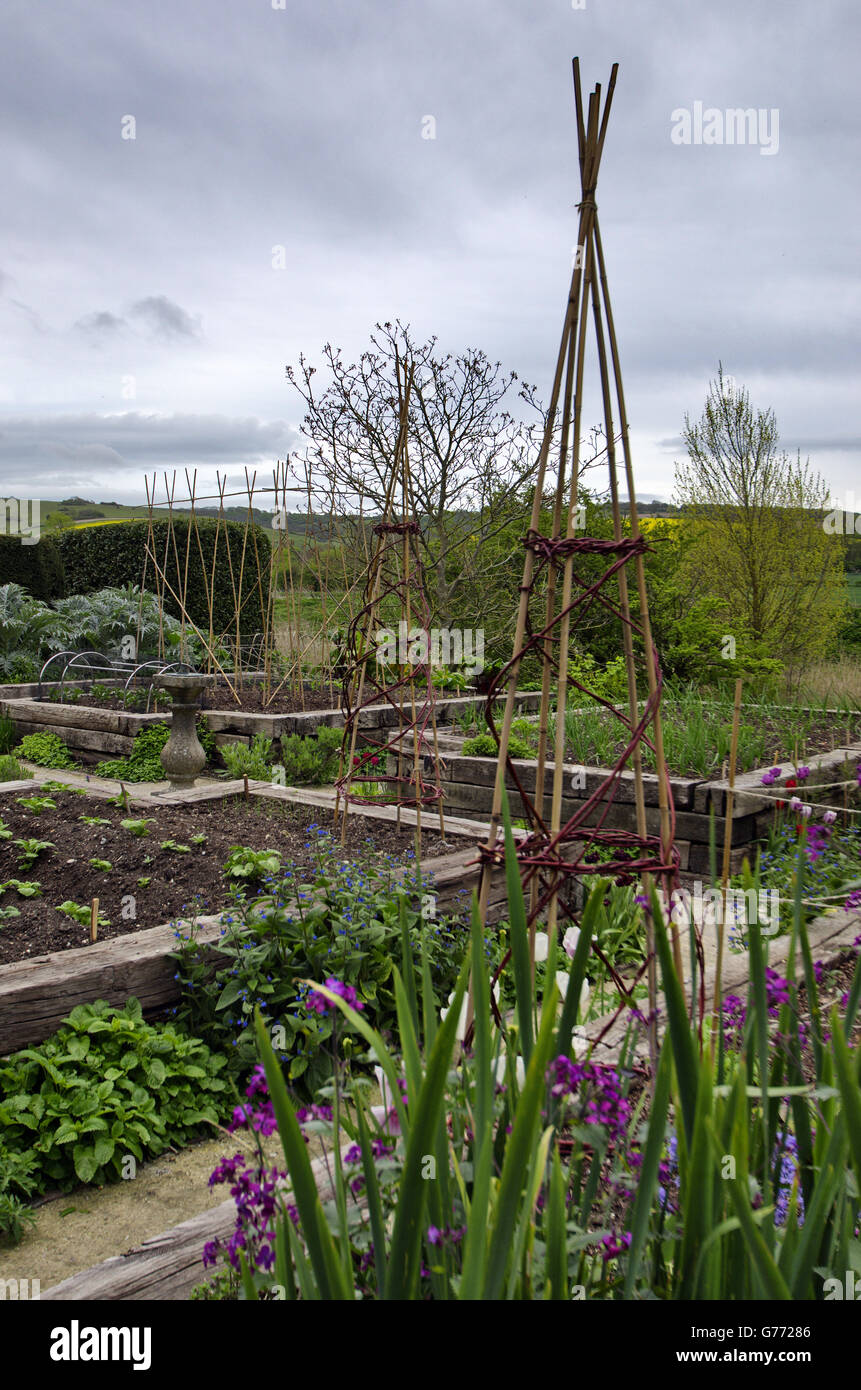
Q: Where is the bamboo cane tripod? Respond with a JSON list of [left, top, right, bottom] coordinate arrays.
[[473, 60, 683, 1065], [332, 356, 447, 860]]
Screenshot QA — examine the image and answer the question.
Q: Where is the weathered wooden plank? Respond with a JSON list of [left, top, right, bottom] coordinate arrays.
[[0, 916, 225, 1055], [6, 720, 135, 756], [1, 698, 161, 738]]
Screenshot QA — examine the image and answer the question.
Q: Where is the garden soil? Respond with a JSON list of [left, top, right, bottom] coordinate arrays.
[[0, 790, 451, 964]]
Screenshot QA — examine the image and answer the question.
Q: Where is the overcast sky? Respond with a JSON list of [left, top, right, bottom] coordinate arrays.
[[0, 0, 858, 510]]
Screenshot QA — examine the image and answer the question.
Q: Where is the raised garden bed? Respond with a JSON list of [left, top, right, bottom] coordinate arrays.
[[443, 701, 861, 781], [423, 738, 861, 875], [0, 781, 515, 1054], [0, 680, 543, 764], [0, 785, 450, 965]]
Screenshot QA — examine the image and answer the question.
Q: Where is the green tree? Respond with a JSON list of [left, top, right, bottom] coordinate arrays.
[[673, 367, 846, 675]]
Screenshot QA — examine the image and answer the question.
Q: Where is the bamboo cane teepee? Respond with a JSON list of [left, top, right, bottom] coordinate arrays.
[[333, 356, 446, 860], [475, 60, 683, 1062]]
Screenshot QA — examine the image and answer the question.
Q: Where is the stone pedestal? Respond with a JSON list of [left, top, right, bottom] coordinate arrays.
[[156, 674, 215, 790]]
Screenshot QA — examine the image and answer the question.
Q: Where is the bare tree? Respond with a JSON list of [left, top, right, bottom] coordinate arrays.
[[285, 321, 548, 629]]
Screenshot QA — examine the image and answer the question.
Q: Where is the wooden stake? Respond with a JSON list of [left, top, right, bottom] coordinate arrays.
[[714, 678, 743, 1045], [90, 898, 99, 944]]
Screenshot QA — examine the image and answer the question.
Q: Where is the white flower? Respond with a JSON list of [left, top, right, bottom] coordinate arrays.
[[440, 981, 500, 1041], [371, 1063, 401, 1134], [533, 931, 549, 962], [789, 796, 802, 811], [494, 1054, 526, 1087], [823, 810, 837, 825], [562, 926, 580, 958], [555, 970, 589, 1013], [800, 803, 812, 818]]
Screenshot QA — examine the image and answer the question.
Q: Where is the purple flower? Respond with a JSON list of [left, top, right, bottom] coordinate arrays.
[[245, 1064, 268, 1098], [765, 967, 791, 1012], [306, 977, 364, 1015], [427, 1225, 443, 1246], [796, 766, 810, 782], [721, 993, 747, 1049], [601, 1230, 632, 1260]]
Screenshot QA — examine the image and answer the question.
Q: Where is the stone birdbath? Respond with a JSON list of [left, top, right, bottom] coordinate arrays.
[[155, 672, 216, 790]]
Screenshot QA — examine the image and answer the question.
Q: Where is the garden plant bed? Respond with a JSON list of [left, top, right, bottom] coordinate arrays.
[[33, 911, 861, 1304], [0, 787, 451, 965], [449, 699, 861, 781]]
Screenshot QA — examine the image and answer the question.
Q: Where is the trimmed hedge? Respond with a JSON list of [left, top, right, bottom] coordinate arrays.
[[56, 518, 271, 637], [0, 534, 66, 600]]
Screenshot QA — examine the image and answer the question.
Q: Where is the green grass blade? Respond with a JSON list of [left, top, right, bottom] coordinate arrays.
[[651, 887, 699, 1149], [501, 784, 534, 1065], [481, 979, 560, 1299], [384, 953, 471, 1299], [254, 1008, 349, 1299], [556, 878, 606, 1058], [624, 1040, 672, 1296]]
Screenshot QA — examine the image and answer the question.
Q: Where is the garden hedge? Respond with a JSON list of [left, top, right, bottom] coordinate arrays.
[[0, 533, 66, 599], [56, 518, 271, 637]]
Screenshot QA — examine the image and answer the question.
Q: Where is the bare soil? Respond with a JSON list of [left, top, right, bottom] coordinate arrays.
[[0, 789, 452, 964]]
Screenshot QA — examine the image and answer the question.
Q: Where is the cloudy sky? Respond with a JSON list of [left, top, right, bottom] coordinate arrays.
[[0, 0, 858, 509]]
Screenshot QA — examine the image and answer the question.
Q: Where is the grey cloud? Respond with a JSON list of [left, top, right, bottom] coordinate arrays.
[[74, 310, 128, 336], [0, 413, 296, 497], [128, 297, 201, 340]]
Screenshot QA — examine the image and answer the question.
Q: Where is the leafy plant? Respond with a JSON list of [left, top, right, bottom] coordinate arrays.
[[13, 838, 53, 871], [88, 859, 113, 873], [0, 818, 11, 839], [1, 879, 41, 898], [222, 845, 282, 883], [0, 583, 58, 681], [79, 814, 111, 826], [0, 756, 32, 782], [0, 998, 233, 1222], [15, 795, 56, 814], [160, 839, 191, 854], [39, 780, 86, 796], [120, 818, 155, 837], [172, 833, 469, 1093], [276, 727, 343, 786], [14, 733, 77, 770], [220, 733, 275, 781], [0, 905, 21, 922], [462, 731, 532, 759], [95, 723, 170, 783], [0, 717, 17, 755], [56, 900, 110, 927]]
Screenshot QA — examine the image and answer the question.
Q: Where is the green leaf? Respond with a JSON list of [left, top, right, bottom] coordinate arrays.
[[72, 1143, 100, 1184]]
